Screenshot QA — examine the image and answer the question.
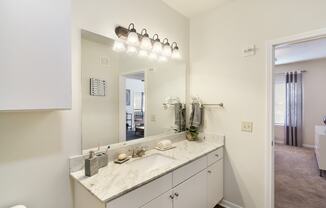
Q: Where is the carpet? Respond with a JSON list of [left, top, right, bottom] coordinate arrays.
[[275, 144, 326, 208]]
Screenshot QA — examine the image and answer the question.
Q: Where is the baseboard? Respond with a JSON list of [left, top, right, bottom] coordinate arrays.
[[220, 199, 243, 208], [303, 144, 315, 149], [274, 140, 315, 149]]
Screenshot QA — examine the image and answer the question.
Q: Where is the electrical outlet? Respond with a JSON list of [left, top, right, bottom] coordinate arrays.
[[241, 121, 253, 133]]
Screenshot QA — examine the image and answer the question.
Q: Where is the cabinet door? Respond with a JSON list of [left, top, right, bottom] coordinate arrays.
[[0, 0, 71, 110], [173, 170, 207, 208], [207, 160, 223, 208], [141, 191, 173, 208]]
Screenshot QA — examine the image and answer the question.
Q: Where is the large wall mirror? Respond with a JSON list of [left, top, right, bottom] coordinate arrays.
[[81, 30, 186, 151]]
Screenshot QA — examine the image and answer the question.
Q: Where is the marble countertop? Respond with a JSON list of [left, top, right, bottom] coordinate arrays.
[[70, 135, 224, 203]]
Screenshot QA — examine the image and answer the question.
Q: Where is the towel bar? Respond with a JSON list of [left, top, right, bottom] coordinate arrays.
[[202, 103, 224, 108]]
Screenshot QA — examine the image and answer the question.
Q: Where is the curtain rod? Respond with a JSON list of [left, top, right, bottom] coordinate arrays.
[[273, 70, 307, 75]]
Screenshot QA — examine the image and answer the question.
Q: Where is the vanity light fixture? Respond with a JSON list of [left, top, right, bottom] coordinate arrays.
[[127, 23, 139, 46], [152, 34, 163, 54], [113, 40, 126, 52], [171, 42, 181, 59], [162, 38, 172, 57], [140, 29, 152, 50], [114, 23, 181, 61]]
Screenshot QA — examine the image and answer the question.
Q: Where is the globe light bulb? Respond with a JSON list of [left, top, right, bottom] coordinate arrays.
[[113, 40, 126, 52], [127, 23, 139, 46]]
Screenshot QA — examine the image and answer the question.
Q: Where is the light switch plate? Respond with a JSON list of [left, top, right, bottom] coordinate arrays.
[[150, 115, 156, 122], [241, 121, 253, 132]]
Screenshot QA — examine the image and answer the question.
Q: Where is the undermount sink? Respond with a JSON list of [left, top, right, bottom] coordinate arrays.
[[128, 153, 175, 172]]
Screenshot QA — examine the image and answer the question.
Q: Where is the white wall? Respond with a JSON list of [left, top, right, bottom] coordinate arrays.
[[274, 58, 326, 147], [117, 52, 187, 139], [146, 62, 187, 135], [0, 0, 189, 207], [81, 38, 120, 149], [189, 0, 326, 207]]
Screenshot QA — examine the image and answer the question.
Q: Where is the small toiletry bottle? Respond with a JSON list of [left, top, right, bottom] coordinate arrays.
[[85, 151, 99, 177], [96, 145, 110, 168], [96, 152, 108, 168]]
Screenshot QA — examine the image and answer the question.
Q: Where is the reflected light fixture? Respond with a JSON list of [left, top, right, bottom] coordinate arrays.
[[149, 52, 158, 60], [140, 29, 152, 50], [162, 38, 172, 57], [171, 42, 181, 59], [139, 49, 148, 57], [127, 45, 137, 54], [113, 40, 126, 52], [158, 56, 167, 62], [152, 34, 162, 54], [127, 23, 139, 46]]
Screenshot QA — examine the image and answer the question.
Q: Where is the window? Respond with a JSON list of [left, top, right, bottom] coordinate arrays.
[[274, 75, 286, 125]]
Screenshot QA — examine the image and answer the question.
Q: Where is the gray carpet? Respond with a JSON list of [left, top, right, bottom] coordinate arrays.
[[275, 144, 326, 208]]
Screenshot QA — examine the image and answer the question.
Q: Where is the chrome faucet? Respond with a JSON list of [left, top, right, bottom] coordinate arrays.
[[130, 146, 147, 158]]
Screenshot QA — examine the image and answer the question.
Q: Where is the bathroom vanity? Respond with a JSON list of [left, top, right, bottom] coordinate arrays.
[[70, 134, 224, 208], [71, 29, 224, 208]]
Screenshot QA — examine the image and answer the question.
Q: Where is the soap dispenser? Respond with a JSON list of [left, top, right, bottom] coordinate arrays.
[[85, 151, 99, 177]]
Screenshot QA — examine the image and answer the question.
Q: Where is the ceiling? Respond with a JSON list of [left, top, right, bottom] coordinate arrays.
[[162, 0, 230, 18], [275, 37, 326, 65]]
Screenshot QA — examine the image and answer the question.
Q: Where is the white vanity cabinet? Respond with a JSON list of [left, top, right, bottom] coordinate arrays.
[[141, 165, 215, 208], [74, 147, 224, 208], [141, 191, 173, 208], [173, 169, 208, 208], [106, 173, 173, 208], [207, 160, 224, 208], [0, 0, 71, 110], [207, 148, 224, 208]]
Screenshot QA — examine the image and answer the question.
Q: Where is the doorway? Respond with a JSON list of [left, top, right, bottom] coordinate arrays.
[[120, 71, 145, 141], [267, 28, 326, 208]]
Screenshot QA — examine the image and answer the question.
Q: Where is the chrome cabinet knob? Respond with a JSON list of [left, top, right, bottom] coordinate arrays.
[[208, 170, 212, 174], [170, 195, 174, 199], [174, 192, 179, 197]]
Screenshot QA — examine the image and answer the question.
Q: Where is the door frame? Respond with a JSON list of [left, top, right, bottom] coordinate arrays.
[[266, 27, 326, 208], [118, 70, 148, 142]]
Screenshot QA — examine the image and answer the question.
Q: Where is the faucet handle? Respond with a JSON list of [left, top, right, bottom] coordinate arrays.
[[141, 145, 150, 151]]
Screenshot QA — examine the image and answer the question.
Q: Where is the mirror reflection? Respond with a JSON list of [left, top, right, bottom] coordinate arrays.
[[81, 30, 186, 151]]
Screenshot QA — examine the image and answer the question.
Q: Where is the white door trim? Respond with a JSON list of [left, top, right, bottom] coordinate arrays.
[[265, 27, 326, 208]]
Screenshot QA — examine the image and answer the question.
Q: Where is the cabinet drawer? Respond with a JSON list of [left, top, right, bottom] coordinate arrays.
[[173, 156, 207, 186], [107, 173, 172, 208], [207, 148, 223, 166]]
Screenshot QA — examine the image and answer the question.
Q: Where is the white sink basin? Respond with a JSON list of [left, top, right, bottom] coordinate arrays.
[[128, 153, 175, 173]]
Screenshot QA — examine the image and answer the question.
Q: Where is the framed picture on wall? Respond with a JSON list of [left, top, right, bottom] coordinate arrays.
[[126, 89, 131, 106]]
